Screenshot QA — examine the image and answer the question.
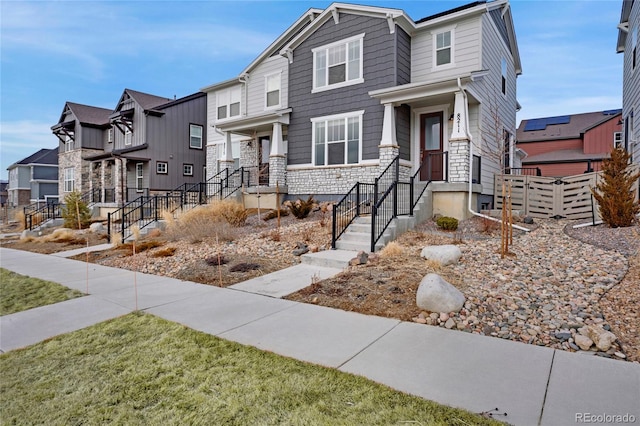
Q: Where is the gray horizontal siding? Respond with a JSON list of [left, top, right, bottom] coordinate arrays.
[[288, 13, 398, 165]]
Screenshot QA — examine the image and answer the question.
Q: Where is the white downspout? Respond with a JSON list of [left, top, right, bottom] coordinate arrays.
[[458, 78, 529, 232]]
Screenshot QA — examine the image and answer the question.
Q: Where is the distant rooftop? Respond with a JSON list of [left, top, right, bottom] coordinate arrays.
[[517, 109, 622, 143]]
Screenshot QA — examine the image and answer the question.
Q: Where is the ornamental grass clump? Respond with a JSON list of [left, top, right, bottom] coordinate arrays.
[[286, 195, 316, 219], [591, 147, 640, 228]]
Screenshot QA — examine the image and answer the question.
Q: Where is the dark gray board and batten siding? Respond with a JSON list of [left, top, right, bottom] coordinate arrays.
[[145, 93, 207, 190], [287, 14, 410, 166]]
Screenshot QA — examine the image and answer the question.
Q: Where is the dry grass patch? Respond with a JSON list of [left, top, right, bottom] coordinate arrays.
[[164, 202, 247, 243]]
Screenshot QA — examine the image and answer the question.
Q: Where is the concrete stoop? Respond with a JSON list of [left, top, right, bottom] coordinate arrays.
[[335, 188, 433, 252]]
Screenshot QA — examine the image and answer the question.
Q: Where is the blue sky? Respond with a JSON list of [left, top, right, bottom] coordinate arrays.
[[0, 0, 624, 180]]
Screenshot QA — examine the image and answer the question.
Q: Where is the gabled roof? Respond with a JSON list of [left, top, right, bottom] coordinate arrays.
[[276, 0, 520, 74], [517, 110, 622, 143], [56, 102, 111, 127], [617, 0, 634, 53], [8, 148, 59, 169], [114, 89, 172, 112]]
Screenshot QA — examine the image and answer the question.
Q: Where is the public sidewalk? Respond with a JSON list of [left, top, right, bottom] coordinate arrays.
[[1, 247, 638, 426]]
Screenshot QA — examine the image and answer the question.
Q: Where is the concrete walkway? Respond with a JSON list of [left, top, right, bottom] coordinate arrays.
[[1, 247, 638, 426]]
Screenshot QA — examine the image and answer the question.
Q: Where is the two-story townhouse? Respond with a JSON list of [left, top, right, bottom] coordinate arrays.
[[202, 8, 323, 195], [52, 89, 207, 206], [52, 102, 112, 198], [516, 110, 623, 177], [618, 0, 640, 163], [204, 0, 520, 219], [6, 148, 59, 207]]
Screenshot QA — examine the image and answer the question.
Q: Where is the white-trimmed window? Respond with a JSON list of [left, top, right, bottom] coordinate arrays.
[[501, 58, 507, 95], [632, 26, 638, 70], [64, 167, 74, 192], [107, 128, 113, 143], [64, 133, 74, 152], [313, 34, 364, 92], [190, 124, 203, 149], [217, 87, 241, 120], [433, 27, 455, 68], [136, 163, 144, 192], [124, 126, 132, 145], [312, 111, 363, 166], [265, 73, 281, 109], [156, 161, 168, 174], [183, 164, 194, 176], [614, 131, 623, 148]]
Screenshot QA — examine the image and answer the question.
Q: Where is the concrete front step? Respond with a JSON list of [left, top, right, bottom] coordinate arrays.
[[301, 249, 360, 269]]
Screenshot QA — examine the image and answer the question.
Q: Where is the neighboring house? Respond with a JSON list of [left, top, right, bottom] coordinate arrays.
[[52, 89, 207, 205], [618, 0, 640, 164], [204, 0, 521, 218], [6, 148, 59, 207], [515, 110, 623, 177], [0, 180, 8, 206]]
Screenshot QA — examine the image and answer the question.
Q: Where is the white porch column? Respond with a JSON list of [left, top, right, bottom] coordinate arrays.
[[269, 122, 286, 187], [220, 132, 235, 172], [379, 103, 399, 173], [449, 91, 470, 183]]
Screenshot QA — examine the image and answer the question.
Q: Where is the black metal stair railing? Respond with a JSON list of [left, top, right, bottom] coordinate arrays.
[[332, 151, 450, 252]]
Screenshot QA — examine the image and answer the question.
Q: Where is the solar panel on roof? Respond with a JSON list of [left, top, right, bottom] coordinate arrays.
[[523, 119, 546, 131], [545, 116, 570, 125]]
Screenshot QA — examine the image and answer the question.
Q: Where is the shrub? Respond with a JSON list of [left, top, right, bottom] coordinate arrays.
[[165, 205, 238, 243], [61, 191, 91, 229], [286, 196, 316, 219], [379, 241, 404, 258], [436, 216, 459, 231], [208, 200, 248, 227], [591, 147, 640, 228]]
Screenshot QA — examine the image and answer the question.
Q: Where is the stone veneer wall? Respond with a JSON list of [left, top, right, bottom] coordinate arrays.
[[58, 149, 102, 196], [287, 165, 379, 195], [448, 141, 470, 183], [206, 144, 220, 180], [269, 156, 286, 187], [240, 140, 259, 185]]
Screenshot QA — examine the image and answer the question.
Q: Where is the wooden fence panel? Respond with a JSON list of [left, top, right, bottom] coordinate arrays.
[[495, 165, 639, 220]]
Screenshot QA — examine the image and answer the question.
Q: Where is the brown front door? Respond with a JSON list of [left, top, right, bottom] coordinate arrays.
[[420, 112, 444, 181]]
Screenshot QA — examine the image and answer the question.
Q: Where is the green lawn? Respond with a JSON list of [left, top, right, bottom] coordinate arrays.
[[0, 313, 498, 425], [0, 268, 84, 316]]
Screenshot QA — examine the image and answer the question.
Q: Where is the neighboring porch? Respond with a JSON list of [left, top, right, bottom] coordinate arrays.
[[85, 152, 151, 208]]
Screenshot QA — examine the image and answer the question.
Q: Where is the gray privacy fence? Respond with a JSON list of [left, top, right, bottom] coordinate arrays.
[[494, 165, 639, 220]]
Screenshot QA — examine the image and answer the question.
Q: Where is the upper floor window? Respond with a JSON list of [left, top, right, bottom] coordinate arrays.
[[64, 132, 74, 152], [107, 128, 113, 143], [501, 58, 507, 95], [614, 131, 623, 148], [632, 27, 638, 70], [312, 110, 364, 166], [312, 34, 364, 92], [433, 27, 455, 68], [265, 73, 281, 109], [190, 124, 203, 149], [124, 126, 132, 145], [217, 87, 241, 120]]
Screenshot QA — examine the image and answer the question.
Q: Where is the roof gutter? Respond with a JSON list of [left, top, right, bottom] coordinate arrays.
[[459, 77, 528, 232]]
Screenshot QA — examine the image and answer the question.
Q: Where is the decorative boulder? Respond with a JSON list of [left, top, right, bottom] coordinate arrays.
[[420, 245, 462, 266], [586, 325, 617, 352], [90, 222, 104, 233], [416, 273, 465, 313]]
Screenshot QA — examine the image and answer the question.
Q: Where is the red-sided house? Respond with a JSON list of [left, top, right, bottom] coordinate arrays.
[[515, 110, 622, 177]]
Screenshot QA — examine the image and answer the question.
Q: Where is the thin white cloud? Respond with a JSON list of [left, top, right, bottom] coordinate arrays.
[[0, 120, 58, 174], [1, 1, 277, 83]]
